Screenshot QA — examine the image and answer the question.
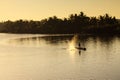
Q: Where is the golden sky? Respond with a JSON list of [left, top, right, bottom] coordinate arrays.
[[0, 0, 120, 21]]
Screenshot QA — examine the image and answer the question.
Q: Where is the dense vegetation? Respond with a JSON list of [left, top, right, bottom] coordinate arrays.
[[0, 12, 120, 35]]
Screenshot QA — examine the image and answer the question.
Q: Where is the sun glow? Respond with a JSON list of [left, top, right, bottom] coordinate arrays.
[[68, 35, 79, 55]]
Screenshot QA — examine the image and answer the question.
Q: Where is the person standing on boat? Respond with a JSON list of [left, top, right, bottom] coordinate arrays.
[[78, 43, 81, 48]]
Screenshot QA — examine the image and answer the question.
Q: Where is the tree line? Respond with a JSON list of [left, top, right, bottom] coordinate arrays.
[[0, 12, 119, 35]]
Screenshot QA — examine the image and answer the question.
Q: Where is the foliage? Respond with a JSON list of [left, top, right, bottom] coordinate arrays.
[[0, 12, 119, 35]]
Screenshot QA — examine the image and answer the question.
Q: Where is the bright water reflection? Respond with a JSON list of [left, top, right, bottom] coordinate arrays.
[[0, 34, 120, 80]]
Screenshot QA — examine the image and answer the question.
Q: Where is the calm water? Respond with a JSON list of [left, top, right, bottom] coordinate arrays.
[[0, 33, 120, 80]]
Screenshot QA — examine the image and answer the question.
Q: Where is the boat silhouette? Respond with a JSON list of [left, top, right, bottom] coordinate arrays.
[[75, 47, 86, 50], [76, 43, 86, 51]]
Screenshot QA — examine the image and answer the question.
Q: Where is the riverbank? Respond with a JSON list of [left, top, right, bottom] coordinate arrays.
[[0, 12, 119, 35]]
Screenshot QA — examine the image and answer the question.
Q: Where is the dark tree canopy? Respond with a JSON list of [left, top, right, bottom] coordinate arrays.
[[0, 11, 119, 35]]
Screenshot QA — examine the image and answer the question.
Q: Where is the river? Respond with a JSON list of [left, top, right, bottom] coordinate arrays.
[[0, 33, 120, 80]]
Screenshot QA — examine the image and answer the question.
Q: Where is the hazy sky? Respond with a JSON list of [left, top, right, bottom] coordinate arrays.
[[0, 0, 120, 21]]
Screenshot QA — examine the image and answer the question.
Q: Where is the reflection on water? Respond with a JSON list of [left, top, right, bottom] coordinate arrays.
[[7, 35, 72, 47], [68, 35, 87, 57], [0, 34, 120, 80], [5, 34, 120, 60], [69, 35, 78, 54]]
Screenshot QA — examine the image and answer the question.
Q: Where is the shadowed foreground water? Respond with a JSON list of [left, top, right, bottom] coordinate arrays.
[[0, 34, 120, 80]]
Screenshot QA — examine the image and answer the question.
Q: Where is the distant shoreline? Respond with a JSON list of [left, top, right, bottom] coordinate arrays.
[[0, 12, 119, 35]]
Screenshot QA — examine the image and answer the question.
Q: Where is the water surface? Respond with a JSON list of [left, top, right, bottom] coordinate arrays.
[[0, 33, 120, 80]]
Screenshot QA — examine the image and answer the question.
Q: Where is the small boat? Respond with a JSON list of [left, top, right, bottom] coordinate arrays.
[[76, 43, 86, 51], [75, 47, 86, 50]]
